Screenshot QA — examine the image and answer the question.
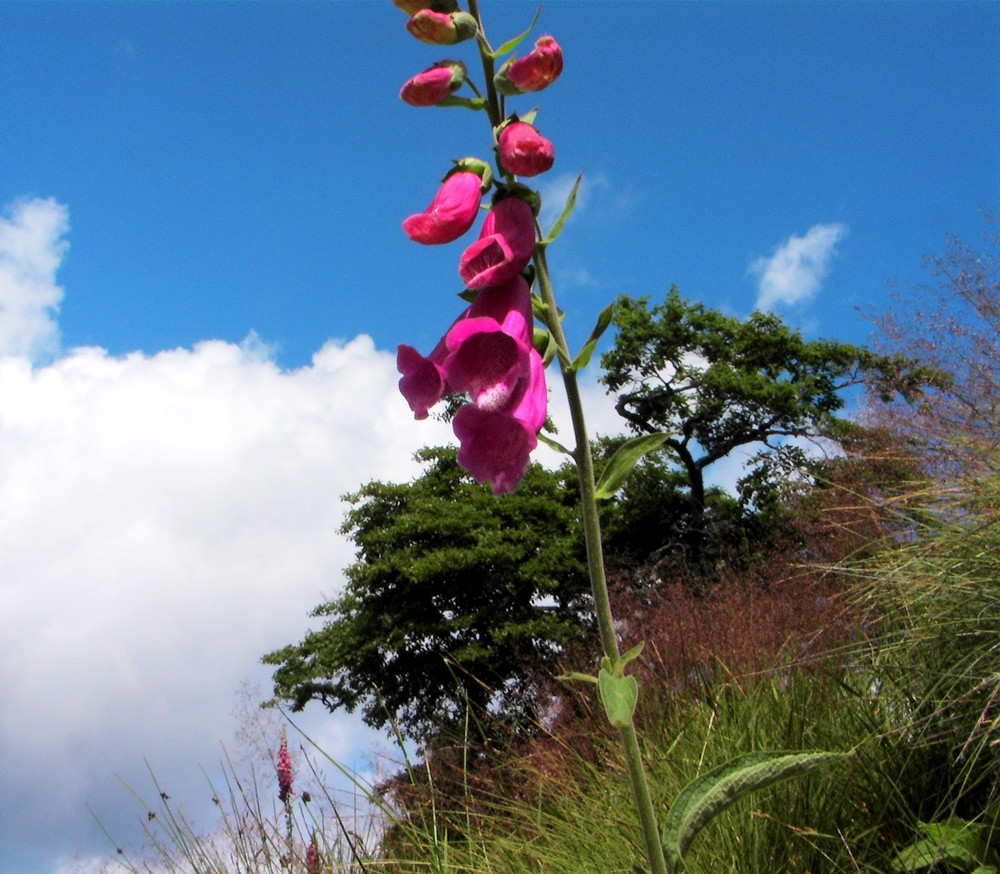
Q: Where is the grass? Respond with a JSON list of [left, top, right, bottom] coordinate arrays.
[[87, 458, 1000, 874]]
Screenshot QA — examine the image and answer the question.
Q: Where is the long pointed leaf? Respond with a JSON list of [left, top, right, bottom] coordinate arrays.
[[594, 433, 669, 500], [570, 302, 616, 372], [541, 173, 583, 246], [493, 6, 541, 57], [662, 751, 845, 870]]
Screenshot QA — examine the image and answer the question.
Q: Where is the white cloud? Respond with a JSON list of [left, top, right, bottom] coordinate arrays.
[[0, 199, 464, 872], [0, 198, 632, 873], [749, 222, 847, 311], [0, 197, 69, 362]]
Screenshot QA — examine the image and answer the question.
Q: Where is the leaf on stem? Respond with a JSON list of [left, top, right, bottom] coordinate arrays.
[[662, 750, 847, 871], [593, 433, 670, 500], [492, 6, 542, 58], [541, 173, 583, 246], [537, 431, 573, 457], [598, 667, 639, 727], [571, 302, 616, 372], [437, 96, 488, 111]]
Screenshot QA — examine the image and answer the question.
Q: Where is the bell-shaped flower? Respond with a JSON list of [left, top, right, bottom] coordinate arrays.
[[442, 276, 534, 402], [397, 275, 530, 419], [400, 61, 466, 107], [403, 170, 483, 245], [406, 9, 477, 45], [498, 121, 555, 178], [495, 35, 563, 95], [452, 350, 547, 494], [397, 338, 449, 420], [458, 195, 535, 289], [396, 276, 548, 493]]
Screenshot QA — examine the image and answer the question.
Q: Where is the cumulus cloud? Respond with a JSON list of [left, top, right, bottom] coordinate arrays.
[[0, 198, 626, 873], [0, 197, 69, 361], [749, 223, 847, 311]]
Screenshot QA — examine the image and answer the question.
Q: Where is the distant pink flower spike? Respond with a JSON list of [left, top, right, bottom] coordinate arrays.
[[496, 35, 563, 95], [276, 735, 294, 804], [305, 836, 322, 874], [403, 171, 483, 245], [498, 122, 555, 178], [458, 196, 536, 289]]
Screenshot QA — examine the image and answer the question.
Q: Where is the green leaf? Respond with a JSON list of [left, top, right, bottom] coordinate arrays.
[[437, 96, 487, 112], [662, 751, 845, 871], [571, 303, 616, 373], [536, 431, 573, 457], [594, 433, 670, 500], [895, 819, 998, 873], [493, 7, 541, 58], [541, 173, 583, 246], [598, 667, 639, 727], [556, 671, 599, 685], [518, 107, 539, 126]]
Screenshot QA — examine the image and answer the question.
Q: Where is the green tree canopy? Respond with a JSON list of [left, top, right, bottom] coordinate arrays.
[[263, 447, 589, 742], [600, 289, 935, 555]]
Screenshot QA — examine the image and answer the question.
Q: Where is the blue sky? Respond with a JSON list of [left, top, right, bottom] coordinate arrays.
[[1, 2, 997, 871], [6, 1, 996, 364]]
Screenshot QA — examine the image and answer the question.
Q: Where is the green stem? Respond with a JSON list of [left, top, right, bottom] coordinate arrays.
[[534, 245, 669, 874], [467, 0, 503, 129]]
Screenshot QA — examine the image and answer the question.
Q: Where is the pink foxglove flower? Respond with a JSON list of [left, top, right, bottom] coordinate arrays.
[[403, 171, 483, 245], [442, 277, 534, 405], [406, 9, 477, 45], [397, 276, 547, 493], [495, 35, 563, 95], [276, 735, 294, 804], [398, 275, 531, 418], [397, 337, 449, 420], [498, 121, 555, 178], [400, 61, 465, 107], [459, 196, 535, 289], [453, 349, 547, 494]]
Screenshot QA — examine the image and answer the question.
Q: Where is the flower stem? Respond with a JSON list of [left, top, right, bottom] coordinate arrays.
[[533, 245, 668, 874], [467, 0, 503, 129]]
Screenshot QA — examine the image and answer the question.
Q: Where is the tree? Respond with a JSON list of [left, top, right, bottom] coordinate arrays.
[[866, 215, 998, 485], [263, 447, 589, 743], [599, 288, 934, 558]]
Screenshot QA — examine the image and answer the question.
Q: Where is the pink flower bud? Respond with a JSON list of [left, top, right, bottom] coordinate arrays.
[[403, 170, 483, 245], [406, 9, 477, 45], [393, 0, 458, 14], [400, 61, 466, 107], [498, 122, 555, 178], [495, 35, 563, 95], [458, 196, 536, 289]]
